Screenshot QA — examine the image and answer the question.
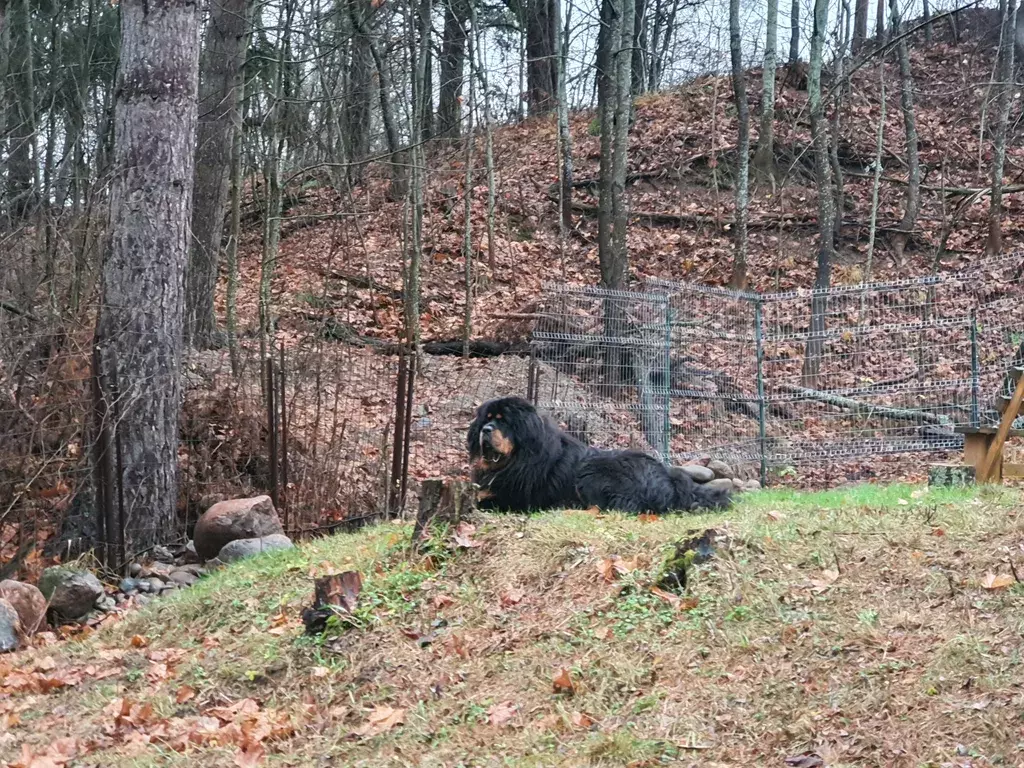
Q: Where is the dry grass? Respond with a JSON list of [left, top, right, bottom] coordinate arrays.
[[3, 483, 1024, 767]]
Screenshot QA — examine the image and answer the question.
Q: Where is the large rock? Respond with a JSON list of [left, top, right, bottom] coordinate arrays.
[[217, 534, 294, 564], [705, 478, 736, 495], [679, 464, 715, 483], [0, 580, 47, 634], [38, 567, 104, 621], [193, 495, 284, 561], [0, 598, 21, 652], [707, 460, 734, 480]]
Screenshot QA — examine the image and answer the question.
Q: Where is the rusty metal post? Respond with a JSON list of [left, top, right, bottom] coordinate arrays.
[[90, 345, 111, 566], [388, 349, 409, 516], [279, 342, 289, 533], [399, 350, 416, 509], [266, 356, 279, 509]]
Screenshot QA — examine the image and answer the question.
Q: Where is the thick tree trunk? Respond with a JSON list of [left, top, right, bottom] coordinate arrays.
[[5, 0, 37, 221], [801, 0, 835, 387], [729, 0, 750, 289], [525, 0, 558, 115], [342, 0, 374, 186], [890, 0, 919, 263], [437, 0, 468, 138], [610, 0, 634, 287], [185, 0, 251, 348], [632, 0, 648, 95], [853, 0, 868, 52], [875, 0, 885, 43], [596, 0, 619, 288], [555, 0, 574, 231], [989, 0, 1017, 254], [753, 0, 777, 180], [94, 0, 200, 555]]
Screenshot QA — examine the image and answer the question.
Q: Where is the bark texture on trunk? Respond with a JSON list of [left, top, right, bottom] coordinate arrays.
[[729, 0, 749, 289], [891, 0, 920, 262], [801, 0, 835, 387], [186, 0, 250, 348], [853, 0, 867, 52], [788, 0, 799, 63], [989, 0, 1017, 254], [95, 0, 200, 554], [753, 0, 777, 179], [524, 0, 558, 115], [437, 0, 468, 138]]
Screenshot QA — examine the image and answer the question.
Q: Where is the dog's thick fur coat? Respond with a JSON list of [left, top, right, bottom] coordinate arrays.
[[468, 396, 731, 514]]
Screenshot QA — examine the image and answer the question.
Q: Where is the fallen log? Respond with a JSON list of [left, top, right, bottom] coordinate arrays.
[[776, 382, 953, 425]]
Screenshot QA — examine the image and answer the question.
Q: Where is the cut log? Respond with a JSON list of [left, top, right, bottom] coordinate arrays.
[[412, 479, 477, 550], [776, 383, 953, 426], [928, 463, 976, 488]]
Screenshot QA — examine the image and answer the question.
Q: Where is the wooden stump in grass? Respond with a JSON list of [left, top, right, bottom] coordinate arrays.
[[928, 463, 976, 488], [412, 478, 476, 550]]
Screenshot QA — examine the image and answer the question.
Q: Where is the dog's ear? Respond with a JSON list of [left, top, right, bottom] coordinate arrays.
[[467, 411, 483, 457]]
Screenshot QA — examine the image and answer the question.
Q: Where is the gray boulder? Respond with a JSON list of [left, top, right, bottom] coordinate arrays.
[[38, 567, 104, 621], [705, 478, 736, 495], [192, 496, 284, 561], [168, 570, 198, 587], [679, 464, 715, 483], [0, 598, 22, 652], [217, 533, 294, 564], [708, 460, 734, 480]]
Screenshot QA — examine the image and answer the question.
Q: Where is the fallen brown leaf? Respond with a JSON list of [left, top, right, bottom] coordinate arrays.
[[552, 668, 575, 695], [453, 521, 482, 548], [175, 685, 197, 704], [130, 635, 149, 648], [487, 700, 517, 727], [352, 705, 405, 738], [570, 711, 596, 729], [500, 586, 525, 607], [981, 572, 1015, 590]]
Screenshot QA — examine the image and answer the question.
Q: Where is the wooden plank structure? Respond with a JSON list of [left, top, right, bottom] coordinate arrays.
[[958, 365, 1024, 483]]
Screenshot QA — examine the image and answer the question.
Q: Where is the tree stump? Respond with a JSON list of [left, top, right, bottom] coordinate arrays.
[[928, 463, 976, 488], [412, 478, 476, 550]]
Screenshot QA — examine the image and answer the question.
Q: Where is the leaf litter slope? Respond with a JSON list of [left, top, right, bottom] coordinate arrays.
[[230, 23, 1021, 352], [3, 484, 1024, 766]]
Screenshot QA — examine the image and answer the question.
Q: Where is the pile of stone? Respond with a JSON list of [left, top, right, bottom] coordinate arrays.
[[0, 495, 294, 653], [678, 458, 762, 494]]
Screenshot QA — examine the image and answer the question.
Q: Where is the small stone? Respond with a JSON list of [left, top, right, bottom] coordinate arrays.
[[151, 545, 175, 564], [135, 594, 153, 606], [216, 534, 294, 564], [179, 540, 201, 565], [119, 578, 141, 594], [38, 567, 104, 621], [744, 479, 762, 491], [731, 478, 746, 490], [705, 478, 735, 495], [128, 563, 143, 577], [678, 464, 715, 483], [139, 561, 175, 579], [0, 580, 47, 635], [160, 582, 179, 592], [168, 571, 198, 587], [94, 595, 116, 612], [114, 593, 125, 605], [0, 598, 22, 652], [205, 557, 225, 570], [177, 564, 205, 577], [707, 460, 733, 480]]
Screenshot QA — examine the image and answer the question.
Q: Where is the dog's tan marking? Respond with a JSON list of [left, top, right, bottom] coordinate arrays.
[[490, 427, 514, 455], [477, 488, 494, 500]]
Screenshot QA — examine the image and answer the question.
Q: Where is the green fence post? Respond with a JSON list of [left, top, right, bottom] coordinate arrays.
[[970, 310, 980, 427], [662, 297, 672, 462]]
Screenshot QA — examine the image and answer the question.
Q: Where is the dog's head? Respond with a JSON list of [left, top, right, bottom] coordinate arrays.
[[467, 396, 541, 469]]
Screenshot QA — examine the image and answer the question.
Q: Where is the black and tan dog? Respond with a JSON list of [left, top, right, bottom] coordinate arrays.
[[468, 396, 731, 514]]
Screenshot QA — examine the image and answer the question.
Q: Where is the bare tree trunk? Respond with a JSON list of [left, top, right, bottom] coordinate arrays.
[[853, 0, 868, 52], [890, 0, 920, 263], [801, 0, 835, 387], [462, 34, 475, 358], [94, 0, 200, 555], [597, 0, 619, 287], [610, 0, 635, 288], [260, 0, 292, 363], [413, 0, 433, 141], [185, 0, 251, 348], [753, 0, 778, 181], [555, 0, 574, 230], [406, 0, 429, 347], [729, 0, 749, 289], [989, 0, 1017, 254], [524, 0, 558, 115], [632, 0, 648, 95], [342, 0, 374, 186], [437, 0, 468, 138], [789, 0, 799, 63], [5, 0, 37, 221], [226, 125, 242, 377], [922, 0, 932, 42], [875, 0, 885, 43], [469, 1, 497, 273]]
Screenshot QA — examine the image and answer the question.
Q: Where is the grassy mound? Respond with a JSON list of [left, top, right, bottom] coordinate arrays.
[[2, 484, 1024, 767]]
